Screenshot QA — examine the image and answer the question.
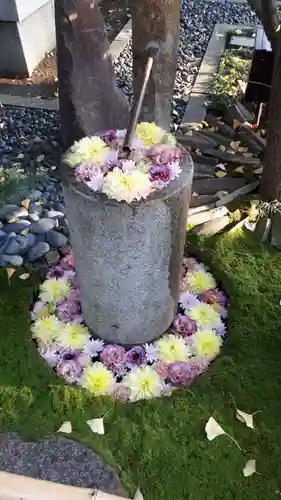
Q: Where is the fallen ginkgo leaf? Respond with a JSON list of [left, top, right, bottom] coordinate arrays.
[[57, 421, 72, 434], [215, 170, 227, 178], [6, 268, 16, 280], [243, 459, 256, 477], [215, 163, 226, 171], [234, 166, 245, 174], [19, 273, 30, 280], [133, 488, 144, 500], [236, 409, 260, 429], [254, 166, 263, 175], [87, 418, 105, 435], [205, 417, 241, 449]]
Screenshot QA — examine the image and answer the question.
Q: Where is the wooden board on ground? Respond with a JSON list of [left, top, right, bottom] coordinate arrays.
[[0, 473, 128, 500]]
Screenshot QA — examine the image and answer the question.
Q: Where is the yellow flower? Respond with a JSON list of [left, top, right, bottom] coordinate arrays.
[[102, 168, 153, 203], [181, 270, 216, 294], [136, 122, 165, 147], [81, 362, 114, 396], [123, 366, 163, 401], [189, 303, 221, 329], [64, 136, 109, 167], [57, 323, 90, 349], [194, 330, 222, 359], [39, 278, 71, 304], [31, 315, 64, 343], [156, 334, 192, 363]]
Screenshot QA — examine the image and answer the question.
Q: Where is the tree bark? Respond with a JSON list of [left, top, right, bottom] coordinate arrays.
[[55, 0, 129, 150], [247, 0, 279, 48], [130, 0, 180, 131], [260, 30, 281, 200]]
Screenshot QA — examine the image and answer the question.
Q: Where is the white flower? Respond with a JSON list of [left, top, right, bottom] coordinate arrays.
[[144, 343, 158, 363], [123, 366, 163, 402], [83, 338, 105, 358]]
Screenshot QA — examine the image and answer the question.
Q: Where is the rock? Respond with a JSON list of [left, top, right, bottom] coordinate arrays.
[[53, 202, 66, 215], [28, 213, 40, 222], [3, 220, 31, 234], [2, 255, 23, 266], [191, 153, 218, 167], [45, 249, 61, 266], [29, 203, 43, 216], [203, 148, 261, 166], [62, 149, 193, 345], [46, 230, 68, 248], [0, 205, 28, 223], [193, 215, 230, 235], [30, 218, 56, 234], [59, 226, 70, 238], [193, 177, 246, 195], [200, 131, 233, 148], [55, 0, 129, 149], [15, 234, 37, 255], [0, 434, 127, 498], [27, 189, 42, 202], [176, 131, 218, 151], [27, 242, 50, 262], [4, 238, 22, 255], [193, 163, 214, 175], [46, 210, 65, 220]]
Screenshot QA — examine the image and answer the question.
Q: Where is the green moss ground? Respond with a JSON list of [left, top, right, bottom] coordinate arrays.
[[1, 230, 281, 499]]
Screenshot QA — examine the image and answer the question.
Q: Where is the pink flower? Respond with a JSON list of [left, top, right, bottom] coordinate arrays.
[[111, 384, 131, 402], [75, 163, 96, 183], [147, 144, 183, 166], [56, 358, 83, 384], [168, 361, 200, 387], [198, 289, 227, 307], [153, 360, 169, 378], [173, 314, 197, 337], [61, 251, 75, 269], [100, 344, 127, 373], [56, 299, 82, 323], [179, 291, 200, 309]]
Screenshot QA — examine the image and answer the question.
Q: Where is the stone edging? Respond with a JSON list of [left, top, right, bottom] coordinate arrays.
[[0, 472, 128, 500], [181, 23, 251, 126], [0, 19, 132, 112]]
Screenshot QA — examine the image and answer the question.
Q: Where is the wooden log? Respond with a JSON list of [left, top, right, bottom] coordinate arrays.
[[192, 215, 230, 235], [228, 216, 250, 233], [214, 181, 259, 207], [187, 206, 228, 226]]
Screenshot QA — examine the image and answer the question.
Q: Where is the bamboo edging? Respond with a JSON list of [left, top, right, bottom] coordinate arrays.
[[0, 473, 128, 500]]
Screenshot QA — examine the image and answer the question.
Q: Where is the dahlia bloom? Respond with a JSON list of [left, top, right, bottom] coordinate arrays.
[[83, 338, 105, 359], [39, 278, 71, 304], [148, 144, 182, 166], [135, 122, 165, 147], [181, 270, 216, 294], [57, 323, 90, 350], [56, 357, 83, 384], [156, 334, 192, 363], [102, 168, 153, 203], [65, 136, 109, 166], [56, 300, 82, 323], [81, 362, 115, 396], [188, 303, 221, 330], [100, 344, 127, 373], [32, 315, 64, 344], [38, 342, 62, 367], [194, 329, 222, 359], [126, 346, 146, 368], [173, 313, 197, 337], [123, 365, 163, 401]]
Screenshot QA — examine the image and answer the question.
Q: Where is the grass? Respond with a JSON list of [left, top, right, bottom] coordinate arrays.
[[1, 230, 281, 499]]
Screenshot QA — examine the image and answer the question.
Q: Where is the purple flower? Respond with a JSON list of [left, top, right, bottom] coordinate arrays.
[[61, 251, 75, 269], [100, 129, 117, 143], [180, 291, 200, 309], [168, 360, 204, 387], [75, 163, 96, 183], [111, 384, 131, 402], [83, 338, 105, 358], [198, 289, 227, 306], [38, 342, 62, 367], [126, 346, 146, 368], [149, 165, 170, 189], [56, 299, 82, 323], [144, 343, 158, 363], [147, 144, 183, 166], [56, 358, 83, 384], [216, 322, 227, 337], [168, 161, 182, 181], [173, 313, 197, 337], [100, 344, 127, 373]]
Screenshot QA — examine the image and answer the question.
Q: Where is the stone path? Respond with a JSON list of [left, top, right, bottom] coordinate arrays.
[[0, 434, 127, 497]]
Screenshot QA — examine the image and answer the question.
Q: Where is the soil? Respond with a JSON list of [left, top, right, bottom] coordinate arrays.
[[0, 0, 130, 100]]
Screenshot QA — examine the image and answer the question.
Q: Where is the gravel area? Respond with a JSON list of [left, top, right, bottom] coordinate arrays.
[[0, 433, 127, 496], [114, 0, 259, 128]]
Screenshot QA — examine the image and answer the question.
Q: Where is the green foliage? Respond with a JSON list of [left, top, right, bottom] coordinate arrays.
[[1, 232, 281, 498], [0, 166, 47, 205], [209, 49, 251, 111]]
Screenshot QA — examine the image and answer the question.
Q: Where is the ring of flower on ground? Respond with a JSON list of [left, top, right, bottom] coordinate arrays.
[[64, 123, 184, 203], [31, 253, 227, 403]]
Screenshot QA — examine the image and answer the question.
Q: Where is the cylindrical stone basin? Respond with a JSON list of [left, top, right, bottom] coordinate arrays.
[[62, 150, 193, 345]]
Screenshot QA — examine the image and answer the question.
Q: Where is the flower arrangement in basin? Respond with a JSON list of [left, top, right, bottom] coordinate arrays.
[[63, 122, 184, 204]]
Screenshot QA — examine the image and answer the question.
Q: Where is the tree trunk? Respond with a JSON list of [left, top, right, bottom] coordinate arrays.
[[260, 30, 281, 200], [247, 0, 279, 48], [130, 0, 180, 131], [55, 0, 129, 150]]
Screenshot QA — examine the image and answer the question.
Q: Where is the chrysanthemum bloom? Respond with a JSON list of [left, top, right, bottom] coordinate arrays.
[[57, 323, 89, 350], [32, 315, 64, 343], [83, 338, 105, 359], [39, 278, 71, 304], [216, 321, 227, 337], [116, 129, 144, 150], [100, 344, 127, 373], [61, 251, 75, 269], [47, 265, 71, 280], [147, 144, 183, 166], [135, 122, 165, 147], [74, 163, 97, 182], [81, 362, 114, 396], [198, 289, 227, 307], [38, 342, 62, 367], [111, 384, 131, 402], [56, 358, 83, 384], [100, 129, 117, 143], [156, 334, 192, 363], [144, 343, 158, 363], [194, 329, 222, 359], [149, 165, 170, 189], [65, 136, 109, 166], [179, 291, 200, 310], [56, 300, 81, 323], [102, 168, 153, 203], [173, 313, 197, 337], [134, 159, 152, 173], [126, 346, 146, 368], [32, 300, 49, 319], [189, 303, 221, 329], [168, 361, 200, 386], [181, 270, 216, 294], [153, 360, 169, 378], [123, 365, 163, 401]]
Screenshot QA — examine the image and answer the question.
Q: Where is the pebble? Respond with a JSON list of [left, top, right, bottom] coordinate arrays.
[[4, 238, 22, 255], [2, 254, 23, 266], [0, 205, 28, 222], [15, 234, 37, 255], [27, 189, 42, 202], [29, 203, 43, 216], [45, 249, 60, 266], [46, 210, 65, 220], [3, 220, 31, 234], [27, 242, 50, 262], [45, 230, 68, 248], [29, 218, 56, 234]]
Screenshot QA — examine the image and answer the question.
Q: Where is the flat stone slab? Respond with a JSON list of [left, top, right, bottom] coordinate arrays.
[[203, 148, 261, 166], [0, 434, 127, 497], [193, 177, 246, 195]]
